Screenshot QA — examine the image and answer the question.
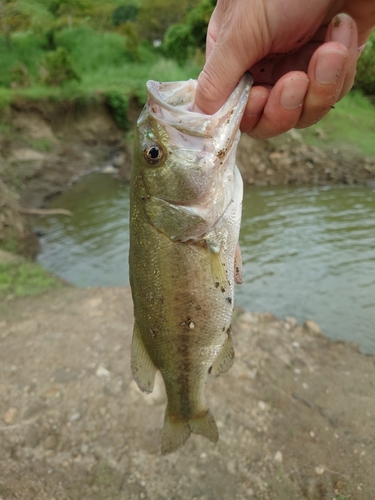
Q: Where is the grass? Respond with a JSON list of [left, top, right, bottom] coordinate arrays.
[[0, 261, 63, 298], [0, 27, 374, 153], [300, 90, 375, 157], [25, 137, 52, 151], [0, 32, 46, 88], [0, 27, 202, 128]]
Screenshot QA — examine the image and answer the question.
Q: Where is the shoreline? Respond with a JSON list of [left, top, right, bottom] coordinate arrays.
[[1, 101, 374, 260]]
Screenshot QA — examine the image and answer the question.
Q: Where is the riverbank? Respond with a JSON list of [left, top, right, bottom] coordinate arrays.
[[2, 100, 375, 205], [1, 99, 375, 259], [1, 286, 374, 499]]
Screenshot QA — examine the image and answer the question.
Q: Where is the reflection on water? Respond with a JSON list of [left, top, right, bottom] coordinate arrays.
[[36, 174, 130, 288], [239, 185, 375, 354], [36, 174, 375, 353]]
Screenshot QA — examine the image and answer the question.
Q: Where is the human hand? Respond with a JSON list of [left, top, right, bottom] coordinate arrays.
[[194, 0, 375, 139]]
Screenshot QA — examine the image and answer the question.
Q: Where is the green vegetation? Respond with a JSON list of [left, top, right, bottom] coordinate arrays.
[[354, 31, 375, 96], [301, 90, 375, 156], [0, 0, 203, 127], [0, 262, 63, 298], [164, 0, 215, 65], [0, 21, 202, 126], [0, 0, 373, 145]]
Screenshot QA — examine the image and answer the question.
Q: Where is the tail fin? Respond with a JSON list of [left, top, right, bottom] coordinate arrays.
[[189, 409, 219, 442], [161, 408, 219, 455]]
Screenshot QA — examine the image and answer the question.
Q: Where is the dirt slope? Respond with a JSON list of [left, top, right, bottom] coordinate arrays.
[[1, 287, 374, 500]]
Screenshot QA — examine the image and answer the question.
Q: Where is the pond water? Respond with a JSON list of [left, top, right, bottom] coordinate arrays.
[[36, 173, 375, 354]]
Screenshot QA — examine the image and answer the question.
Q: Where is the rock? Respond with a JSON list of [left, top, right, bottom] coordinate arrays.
[[314, 128, 327, 140], [44, 434, 58, 450], [101, 165, 117, 174], [240, 312, 258, 325], [10, 149, 46, 163], [112, 153, 127, 168], [285, 316, 298, 328], [274, 451, 283, 463], [287, 128, 303, 142], [305, 319, 322, 335], [96, 365, 110, 378], [3, 407, 17, 424]]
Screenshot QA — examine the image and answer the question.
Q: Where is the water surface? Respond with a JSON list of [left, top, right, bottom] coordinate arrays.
[[36, 174, 375, 353]]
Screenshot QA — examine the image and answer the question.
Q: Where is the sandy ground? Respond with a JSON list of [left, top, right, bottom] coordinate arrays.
[[0, 286, 374, 500]]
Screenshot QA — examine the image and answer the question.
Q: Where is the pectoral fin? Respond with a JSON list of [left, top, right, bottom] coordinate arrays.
[[131, 323, 157, 394], [234, 242, 243, 285], [210, 328, 235, 376], [209, 247, 227, 291]]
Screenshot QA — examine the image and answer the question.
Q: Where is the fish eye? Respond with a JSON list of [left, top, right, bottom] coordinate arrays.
[[144, 143, 164, 166]]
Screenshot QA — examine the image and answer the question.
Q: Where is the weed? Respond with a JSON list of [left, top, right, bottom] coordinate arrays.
[[0, 240, 19, 255], [0, 262, 61, 298], [39, 47, 80, 87], [0, 123, 13, 136], [106, 90, 129, 130], [25, 137, 52, 152]]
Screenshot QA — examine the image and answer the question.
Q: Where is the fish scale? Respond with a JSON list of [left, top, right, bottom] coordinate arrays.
[[129, 74, 252, 454]]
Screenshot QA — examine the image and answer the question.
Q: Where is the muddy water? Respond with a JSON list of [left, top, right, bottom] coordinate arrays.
[[36, 174, 375, 353]]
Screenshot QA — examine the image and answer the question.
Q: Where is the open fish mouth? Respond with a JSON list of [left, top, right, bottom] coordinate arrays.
[[134, 74, 253, 241], [139, 73, 253, 144]]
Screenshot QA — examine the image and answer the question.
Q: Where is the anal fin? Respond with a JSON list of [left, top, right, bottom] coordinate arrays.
[[131, 322, 157, 394], [211, 328, 235, 376]]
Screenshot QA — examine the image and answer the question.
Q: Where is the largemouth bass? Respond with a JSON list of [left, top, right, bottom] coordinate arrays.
[[129, 74, 252, 454]]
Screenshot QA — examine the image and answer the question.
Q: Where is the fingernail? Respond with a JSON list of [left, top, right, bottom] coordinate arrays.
[[280, 78, 309, 110], [330, 14, 352, 48], [315, 50, 346, 84]]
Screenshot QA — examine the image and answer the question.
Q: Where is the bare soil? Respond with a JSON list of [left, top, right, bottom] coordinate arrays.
[[0, 287, 374, 500]]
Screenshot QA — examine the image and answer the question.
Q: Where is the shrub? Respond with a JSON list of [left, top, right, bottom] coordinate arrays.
[[164, 23, 192, 66], [163, 0, 215, 65], [112, 4, 139, 26], [10, 61, 31, 88], [121, 21, 140, 62], [354, 33, 375, 96], [106, 90, 129, 129], [39, 46, 80, 86]]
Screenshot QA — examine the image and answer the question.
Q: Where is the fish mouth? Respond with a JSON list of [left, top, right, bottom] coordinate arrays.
[[141, 73, 253, 145]]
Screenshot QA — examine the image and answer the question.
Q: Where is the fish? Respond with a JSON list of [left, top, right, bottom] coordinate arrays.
[[129, 73, 252, 454]]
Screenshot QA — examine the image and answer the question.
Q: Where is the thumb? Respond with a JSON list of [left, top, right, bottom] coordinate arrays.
[[194, 3, 264, 115]]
